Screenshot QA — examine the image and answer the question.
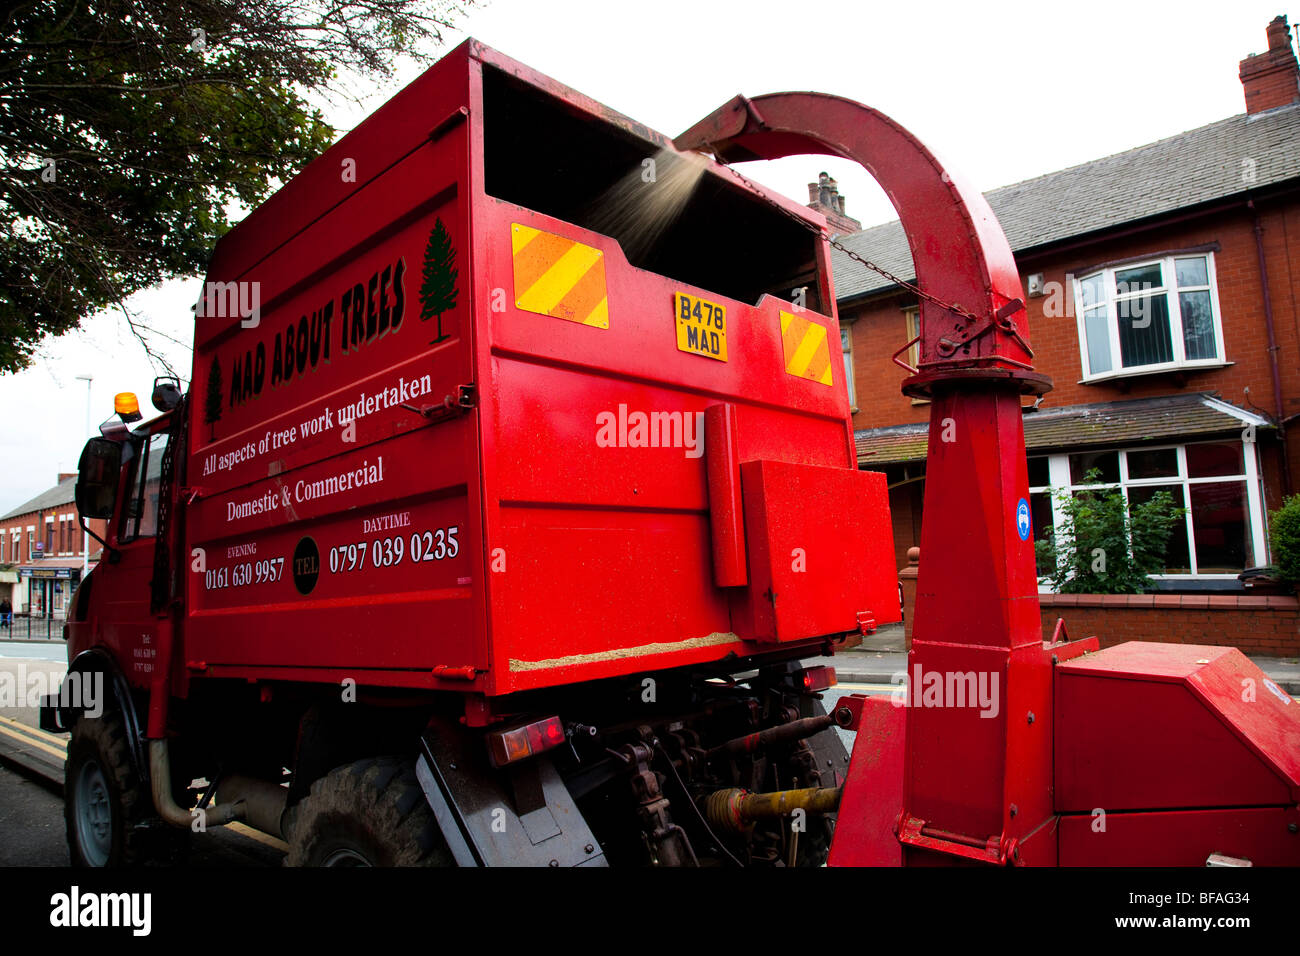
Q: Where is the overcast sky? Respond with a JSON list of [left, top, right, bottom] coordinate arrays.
[[0, 0, 1292, 510]]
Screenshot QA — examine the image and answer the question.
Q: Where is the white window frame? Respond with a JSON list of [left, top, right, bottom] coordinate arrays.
[[840, 323, 857, 411], [1029, 437, 1267, 586], [902, 307, 920, 368], [902, 307, 930, 406], [1072, 252, 1227, 382]]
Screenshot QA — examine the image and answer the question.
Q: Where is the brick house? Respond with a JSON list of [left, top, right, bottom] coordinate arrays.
[[0, 475, 107, 618], [837, 16, 1300, 613]]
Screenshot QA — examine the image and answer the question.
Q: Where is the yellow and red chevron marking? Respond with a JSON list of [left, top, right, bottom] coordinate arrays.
[[780, 311, 833, 386], [512, 224, 609, 329]]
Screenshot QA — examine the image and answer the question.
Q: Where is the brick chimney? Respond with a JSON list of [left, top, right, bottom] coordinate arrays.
[[806, 171, 861, 235], [57, 473, 77, 483], [1239, 16, 1300, 114]]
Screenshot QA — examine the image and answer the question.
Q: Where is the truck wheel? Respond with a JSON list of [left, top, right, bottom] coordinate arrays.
[[285, 756, 450, 867], [64, 712, 148, 867]]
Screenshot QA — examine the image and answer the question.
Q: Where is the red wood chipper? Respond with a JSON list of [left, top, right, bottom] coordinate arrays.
[[45, 41, 1299, 867], [674, 91, 1300, 867]]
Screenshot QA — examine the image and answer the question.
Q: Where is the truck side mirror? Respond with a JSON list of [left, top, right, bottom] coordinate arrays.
[[75, 438, 123, 519]]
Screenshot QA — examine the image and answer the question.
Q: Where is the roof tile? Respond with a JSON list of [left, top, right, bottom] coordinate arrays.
[[832, 104, 1300, 300], [856, 393, 1267, 465]]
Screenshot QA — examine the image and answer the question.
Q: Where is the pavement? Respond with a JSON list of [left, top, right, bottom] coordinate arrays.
[[0, 638, 66, 659], [833, 623, 1300, 695]]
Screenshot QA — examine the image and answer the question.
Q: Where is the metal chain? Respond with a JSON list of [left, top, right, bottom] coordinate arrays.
[[714, 162, 984, 324]]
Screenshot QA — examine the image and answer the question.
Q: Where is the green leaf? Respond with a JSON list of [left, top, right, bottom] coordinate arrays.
[[0, 0, 475, 373]]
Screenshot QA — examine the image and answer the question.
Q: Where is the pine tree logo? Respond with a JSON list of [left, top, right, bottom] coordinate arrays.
[[419, 216, 458, 343], [204, 355, 223, 441]]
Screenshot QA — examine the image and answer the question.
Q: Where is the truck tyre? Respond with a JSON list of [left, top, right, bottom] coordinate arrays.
[[64, 712, 149, 867], [285, 756, 450, 867]]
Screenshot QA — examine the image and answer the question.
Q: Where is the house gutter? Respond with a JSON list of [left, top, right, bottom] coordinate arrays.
[[1250, 199, 1292, 496]]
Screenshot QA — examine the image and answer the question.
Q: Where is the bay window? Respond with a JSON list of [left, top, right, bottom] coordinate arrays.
[[1075, 252, 1225, 381], [1029, 438, 1266, 582]]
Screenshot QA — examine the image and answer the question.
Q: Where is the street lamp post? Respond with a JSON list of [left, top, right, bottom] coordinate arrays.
[[74, 374, 93, 578]]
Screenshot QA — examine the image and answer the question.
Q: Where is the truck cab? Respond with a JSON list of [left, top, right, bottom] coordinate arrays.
[[67, 400, 177, 696]]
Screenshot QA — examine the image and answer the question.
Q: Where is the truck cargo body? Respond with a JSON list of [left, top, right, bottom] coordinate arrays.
[[178, 40, 897, 701]]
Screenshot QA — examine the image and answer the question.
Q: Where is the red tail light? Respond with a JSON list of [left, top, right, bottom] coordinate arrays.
[[487, 715, 566, 767], [801, 666, 837, 692]]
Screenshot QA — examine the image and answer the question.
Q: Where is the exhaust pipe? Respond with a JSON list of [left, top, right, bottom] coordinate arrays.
[[215, 774, 289, 840], [149, 740, 240, 828], [148, 740, 287, 839]]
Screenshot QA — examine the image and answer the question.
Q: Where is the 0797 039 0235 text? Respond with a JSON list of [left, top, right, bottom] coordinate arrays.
[[328, 526, 460, 573]]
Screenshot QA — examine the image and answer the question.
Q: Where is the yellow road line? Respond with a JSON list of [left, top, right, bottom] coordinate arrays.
[[0, 714, 69, 747], [0, 720, 69, 761], [227, 821, 288, 853]]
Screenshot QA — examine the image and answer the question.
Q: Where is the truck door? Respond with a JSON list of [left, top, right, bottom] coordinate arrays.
[[100, 428, 172, 690]]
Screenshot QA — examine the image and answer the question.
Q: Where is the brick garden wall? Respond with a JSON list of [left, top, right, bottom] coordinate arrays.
[[1038, 593, 1299, 657], [897, 550, 1299, 656], [899, 589, 1299, 657]]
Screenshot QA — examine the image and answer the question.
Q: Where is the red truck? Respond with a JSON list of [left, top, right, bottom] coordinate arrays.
[[51, 39, 1300, 870], [45, 40, 899, 867]]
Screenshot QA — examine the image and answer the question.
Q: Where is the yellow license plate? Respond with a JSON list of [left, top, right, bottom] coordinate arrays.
[[674, 292, 727, 361]]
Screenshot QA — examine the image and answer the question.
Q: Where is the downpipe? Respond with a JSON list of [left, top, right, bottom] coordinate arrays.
[[1250, 200, 1291, 496], [148, 740, 288, 839]]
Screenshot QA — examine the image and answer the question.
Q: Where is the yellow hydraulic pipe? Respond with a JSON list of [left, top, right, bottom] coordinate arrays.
[[703, 786, 842, 833]]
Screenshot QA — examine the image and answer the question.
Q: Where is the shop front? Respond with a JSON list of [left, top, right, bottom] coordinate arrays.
[[18, 564, 82, 619]]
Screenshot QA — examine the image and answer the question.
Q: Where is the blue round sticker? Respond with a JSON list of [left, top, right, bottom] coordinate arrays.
[[1016, 498, 1031, 541]]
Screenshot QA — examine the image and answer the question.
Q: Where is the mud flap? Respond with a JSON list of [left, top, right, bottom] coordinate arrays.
[[416, 721, 607, 867]]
